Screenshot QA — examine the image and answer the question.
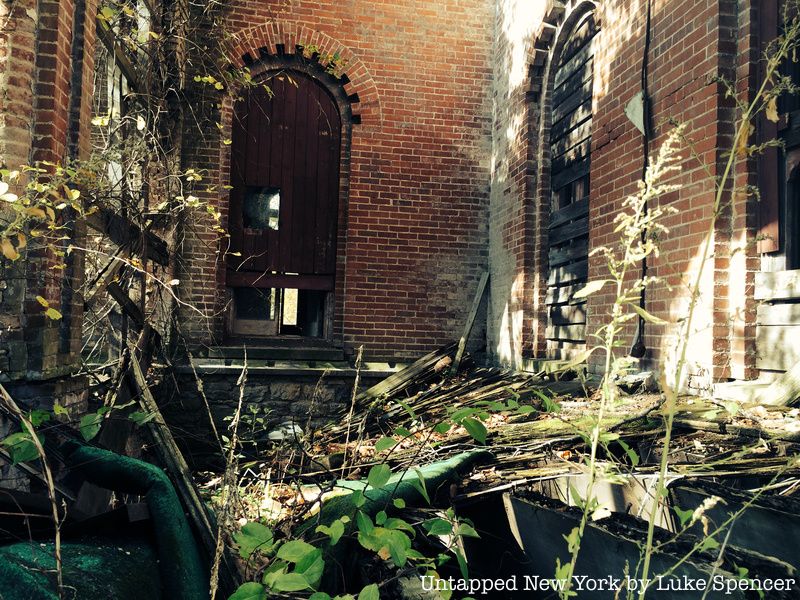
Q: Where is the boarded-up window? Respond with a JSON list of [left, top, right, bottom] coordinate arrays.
[[545, 12, 597, 359]]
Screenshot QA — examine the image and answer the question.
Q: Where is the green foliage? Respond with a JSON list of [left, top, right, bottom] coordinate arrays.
[[1, 431, 42, 464], [233, 522, 275, 559]]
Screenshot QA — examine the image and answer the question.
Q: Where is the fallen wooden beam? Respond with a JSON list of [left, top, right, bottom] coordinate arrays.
[[452, 271, 489, 373], [85, 206, 169, 265], [107, 282, 144, 327]]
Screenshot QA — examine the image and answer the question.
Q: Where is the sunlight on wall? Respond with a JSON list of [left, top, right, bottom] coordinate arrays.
[[495, 272, 526, 366], [662, 233, 715, 393]]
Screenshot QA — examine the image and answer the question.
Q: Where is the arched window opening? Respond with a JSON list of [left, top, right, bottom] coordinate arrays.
[[226, 71, 342, 339], [545, 11, 597, 358]]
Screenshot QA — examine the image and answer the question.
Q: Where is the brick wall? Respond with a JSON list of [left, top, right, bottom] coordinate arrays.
[[178, 0, 494, 361], [0, 1, 95, 387], [489, 0, 762, 386]]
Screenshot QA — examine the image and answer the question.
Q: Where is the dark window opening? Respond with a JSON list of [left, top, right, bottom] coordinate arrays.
[[230, 287, 326, 338], [243, 186, 280, 231]]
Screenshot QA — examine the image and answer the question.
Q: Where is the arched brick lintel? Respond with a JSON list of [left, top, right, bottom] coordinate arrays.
[[225, 21, 382, 125]]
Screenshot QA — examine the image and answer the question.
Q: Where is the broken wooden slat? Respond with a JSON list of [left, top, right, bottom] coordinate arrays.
[[107, 282, 145, 327], [757, 302, 800, 325], [754, 269, 800, 301], [756, 324, 800, 371], [453, 272, 489, 373], [129, 352, 238, 591], [85, 206, 169, 265], [755, 355, 800, 406]]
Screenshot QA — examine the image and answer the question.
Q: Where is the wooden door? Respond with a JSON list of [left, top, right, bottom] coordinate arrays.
[[545, 13, 597, 358], [227, 71, 341, 292]]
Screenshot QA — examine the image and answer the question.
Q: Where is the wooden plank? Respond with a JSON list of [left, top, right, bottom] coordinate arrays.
[[755, 270, 800, 300], [757, 302, 800, 325], [225, 270, 334, 291], [552, 58, 593, 109], [549, 197, 589, 229], [554, 36, 594, 88], [84, 207, 169, 265], [107, 282, 144, 327], [552, 83, 593, 127], [549, 304, 587, 325], [756, 324, 800, 370], [546, 323, 586, 342], [129, 352, 237, 592], [551, 138, 591, 174], [547, 259, 588, 286], [546, 282, 587, 305], [549, 217, 589, 246], [558, 13, 597, 65], [755, 355, 800, 406], [358, 342, 458, 402], [549, 239, 589, 267], [550, 101, 592, 146], [453, 272, 489, 372], [551, 156, 590, 192], [552, 119, 592, 158]]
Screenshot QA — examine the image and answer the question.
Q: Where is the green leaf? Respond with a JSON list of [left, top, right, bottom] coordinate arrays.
[[673, 506, 694, 528], [412, 468, 430, 504], [358, 583, 380, 600], [276, 539, 317, 563], [367, 464, 391, 489], [374, 437, 396, 453], [455, 547, 469, 580], [462, 417, 487, 444], [328, 519, 345, 545], [516, 405, 536, 415], [352, 489, 365, 508], [572, 279, 609, 299], [384, 517, 415, 534], [618, 439, 640, 467], [392, 498, 406, 509], [233, 522, 274, 559], [310, 594, 332, 600], [262, 560, 289, 587], [295, 548, 324, 589], [129, 410, 156, 426], [2, 432, 41, 463], [700, 536, 720, 552], [456, 523, 480, 538], [433, 422, 451, 434], [629, 302, 668, 325], [423, 518, 453, 536], [52, 402, 68, 417], [28, 410, 50, 427], [356, 510, 374, 534], [79, 412, 103, 441], [272, 572, 311, 592], [451, 407, 477, 421], [375, 510, 387, 525], [229, 582, 267, 600], [393, 426, 412, 438]]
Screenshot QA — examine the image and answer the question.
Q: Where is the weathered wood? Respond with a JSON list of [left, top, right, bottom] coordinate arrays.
[[551, 155, 590, 192], [549, 198, 589, 230], [756, 324, 800, 370], [129, 351, 237, 593], [755, 269, 800, 300], [546, 282, 587, 305], [757, 302, 800, 325], [552, 119, 592, 158], [453, 272, 489, 373], [548, 304, 587, 325], [548, 217, 589, 246], [550, 102, 592, 147], [547, 259, 588, 286], [546, 323, 586, 341], [107, 282, 144, 327], [755, 354, 800, 405], [85, 206, 169, 265], [554, 36, 594, 88], [549, 239, 588, 267]]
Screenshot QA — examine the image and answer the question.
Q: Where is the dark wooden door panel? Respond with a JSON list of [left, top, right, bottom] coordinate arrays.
[[227, 71, 341, 284]]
